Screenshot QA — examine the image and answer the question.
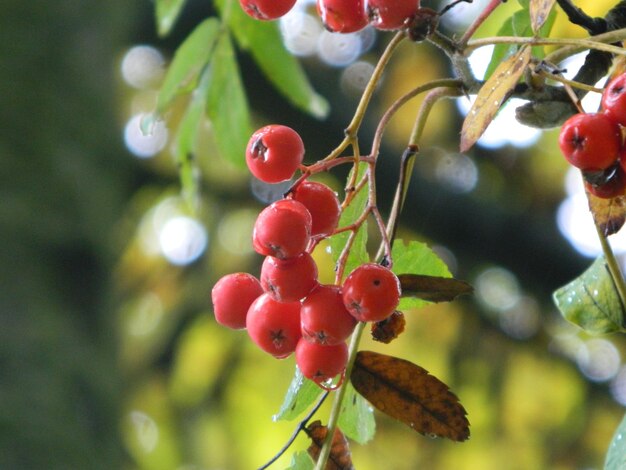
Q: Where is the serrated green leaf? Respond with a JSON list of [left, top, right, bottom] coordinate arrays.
[[391, 240, 451, 310], [215, 0, 328, 118], [273, 367, 322, 422], [286, 451, 315, 470], [553, 256, 626, 334], [605, 413, 626, 470], [329, 164, 369, 282], [157, 18, 220, 113], [338, 382, 376, 444], [205, 33, 252, 167], [155, 0, 186, 37]]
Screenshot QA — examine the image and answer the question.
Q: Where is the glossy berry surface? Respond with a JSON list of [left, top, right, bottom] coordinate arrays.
[[253, 199, 312, 259], [342, 263, 401, 322], [602, 73, 626, 126], [292, 181, 341, 238], [211, 272, 263, 329], [261, 252, 319, 302], [316, 0, 368, 33], [584, 164, 626, 199], [301, 284, 357, 345], [246, 293, 302, 358], [239, 0, 297, 20], [368, 0, 420, 30], [558, 112, 622, 171], [296, 339, 349, 383], [246, 124, 305, 183]]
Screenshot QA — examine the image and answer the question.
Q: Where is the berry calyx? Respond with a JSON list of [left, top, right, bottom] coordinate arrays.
[[295, 339, 349, 383], [292, 181, 342, 238], [301, 284, 357, 345], [211, 273, 263, 329], [342, 263, 401, 322], [584, 163, 626, 199], [368, 0, 420, 30], [261, 252, 319, 302], [602, 73, 626, 126], [246, 125, 305, 183], [246, 293, 302, 358], [558, 112, 622, 171], [239, 0, 297, 20], [253, 199, 312, 259], [316, 0, 368, 33]]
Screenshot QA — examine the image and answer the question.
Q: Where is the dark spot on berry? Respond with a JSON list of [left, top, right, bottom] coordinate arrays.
[[251, 136, 268, 161], [270, 329, 286, 347], [373, 279, 381, 286]]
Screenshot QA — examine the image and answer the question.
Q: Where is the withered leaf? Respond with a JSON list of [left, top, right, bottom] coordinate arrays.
[[351, 351, 470, 442], [371, 311, 406, 344], [460, 46, 531, 152], [398, 274, 473, 302], [587, 189, 626, 237], [306, 421, 354, 470], [530, 0, 556, 33]]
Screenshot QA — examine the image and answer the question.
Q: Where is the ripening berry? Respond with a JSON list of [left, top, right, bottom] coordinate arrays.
[[292, 181, 342, 238], [246, 293, 302, 358], [296, 339, 349, 383], [584, 164, 626, 199], [261, 252, 319, 302], [253, 199, 312, 259], [211, 272, 263, 329], [316, 0, 368, 33], [301, 284, 357, 345], [602, 73, 626, 126], [368, 0, 420, 30], [246, 125, 305, 183], [558, 112, 622, 171], [342, 263, 401, 322], [239, 0, 297, 20]]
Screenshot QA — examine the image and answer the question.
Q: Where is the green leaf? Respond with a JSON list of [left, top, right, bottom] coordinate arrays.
[[329, 164, 370, 281], [286, 451, 315, 470], [338, 382, 376, 444], [605, 413, 626, 470], [155, 0, 186, 37], [156, 18, 220, 113], [273, 367, 322, 422], [391, 240, 451, 310], [553, 256, 626, 334], [215, 0, 328, 118], [484, 18, 515, 80], [205, 33, 252, 167]]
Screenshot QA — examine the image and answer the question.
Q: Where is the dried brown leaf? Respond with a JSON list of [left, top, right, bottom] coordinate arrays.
[[351, 351, 470, 442], [587, 189, 626, 237], [398, 274, 473, 302], [371, 311, 406, 344], [460, 46, 531, 152], [306, 420, 354, 470], [530, 0, 556, 33]]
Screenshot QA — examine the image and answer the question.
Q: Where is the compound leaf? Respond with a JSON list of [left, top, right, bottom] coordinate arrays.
[[605, 413, 626, 470], [274, 367, 322, 422], [338, 382, 375, 445], [351, 351, 470, 442]]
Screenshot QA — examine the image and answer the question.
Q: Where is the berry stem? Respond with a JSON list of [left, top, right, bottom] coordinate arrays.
[[533, 67, 603, 94], [594, 214, 626, 316], [544, 28, 626, 64], [313, 321, 366, 470], [465, 35, 626, 56], [457, 0, 505, 47]]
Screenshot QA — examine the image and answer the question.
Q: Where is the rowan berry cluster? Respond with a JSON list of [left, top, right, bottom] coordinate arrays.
[[239, 0, 421, 32], [558, 73, 626, 199], [211, 124, 402, 386]]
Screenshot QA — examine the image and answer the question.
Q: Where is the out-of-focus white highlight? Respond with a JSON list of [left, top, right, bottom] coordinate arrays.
[[124, 113, 168, 158], [121, 45, 165, 89], [318, 30, 363, 67], [159, 216, 208, 266], [576, 338, 621, 382], [435, 153, 478, 193], [340, 61, 375, 93], [130, 411, 159, 453], [280, 10, 322, 56]]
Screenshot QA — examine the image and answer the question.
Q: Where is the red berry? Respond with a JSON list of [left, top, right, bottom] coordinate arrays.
[[239, 0, 297, 20], [368, 0, 420, 30], [261, 252, 319, 302], [301, 285, 357, 345], [211, 273, 263, 329], [292, 181, 342, 238], [584, 164, 626, 199], [316, 0, 368, 33], [295, 339, 348, 383], [246, 293, 302, 358], [342, 263, 401, 322], [558, 112, 622, 171], [246, 125, 304, 183], [253, 199, 312, 259], [602, 73, 626, 126]]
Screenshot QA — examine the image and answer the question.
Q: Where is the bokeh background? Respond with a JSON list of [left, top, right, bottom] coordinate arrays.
[[3, 0, 626, 468]]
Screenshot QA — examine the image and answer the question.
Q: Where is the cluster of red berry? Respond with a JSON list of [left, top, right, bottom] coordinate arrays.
[[211, 124, 402, 386], [559, 73, 626, 199], [240, 0, 421, 32]]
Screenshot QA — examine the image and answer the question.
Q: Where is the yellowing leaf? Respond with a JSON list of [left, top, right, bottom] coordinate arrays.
[[587, 188, 626, 237], [530, 0, 556, 34], [398, 274, 473, 303], [460, 46, 531, 152]]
